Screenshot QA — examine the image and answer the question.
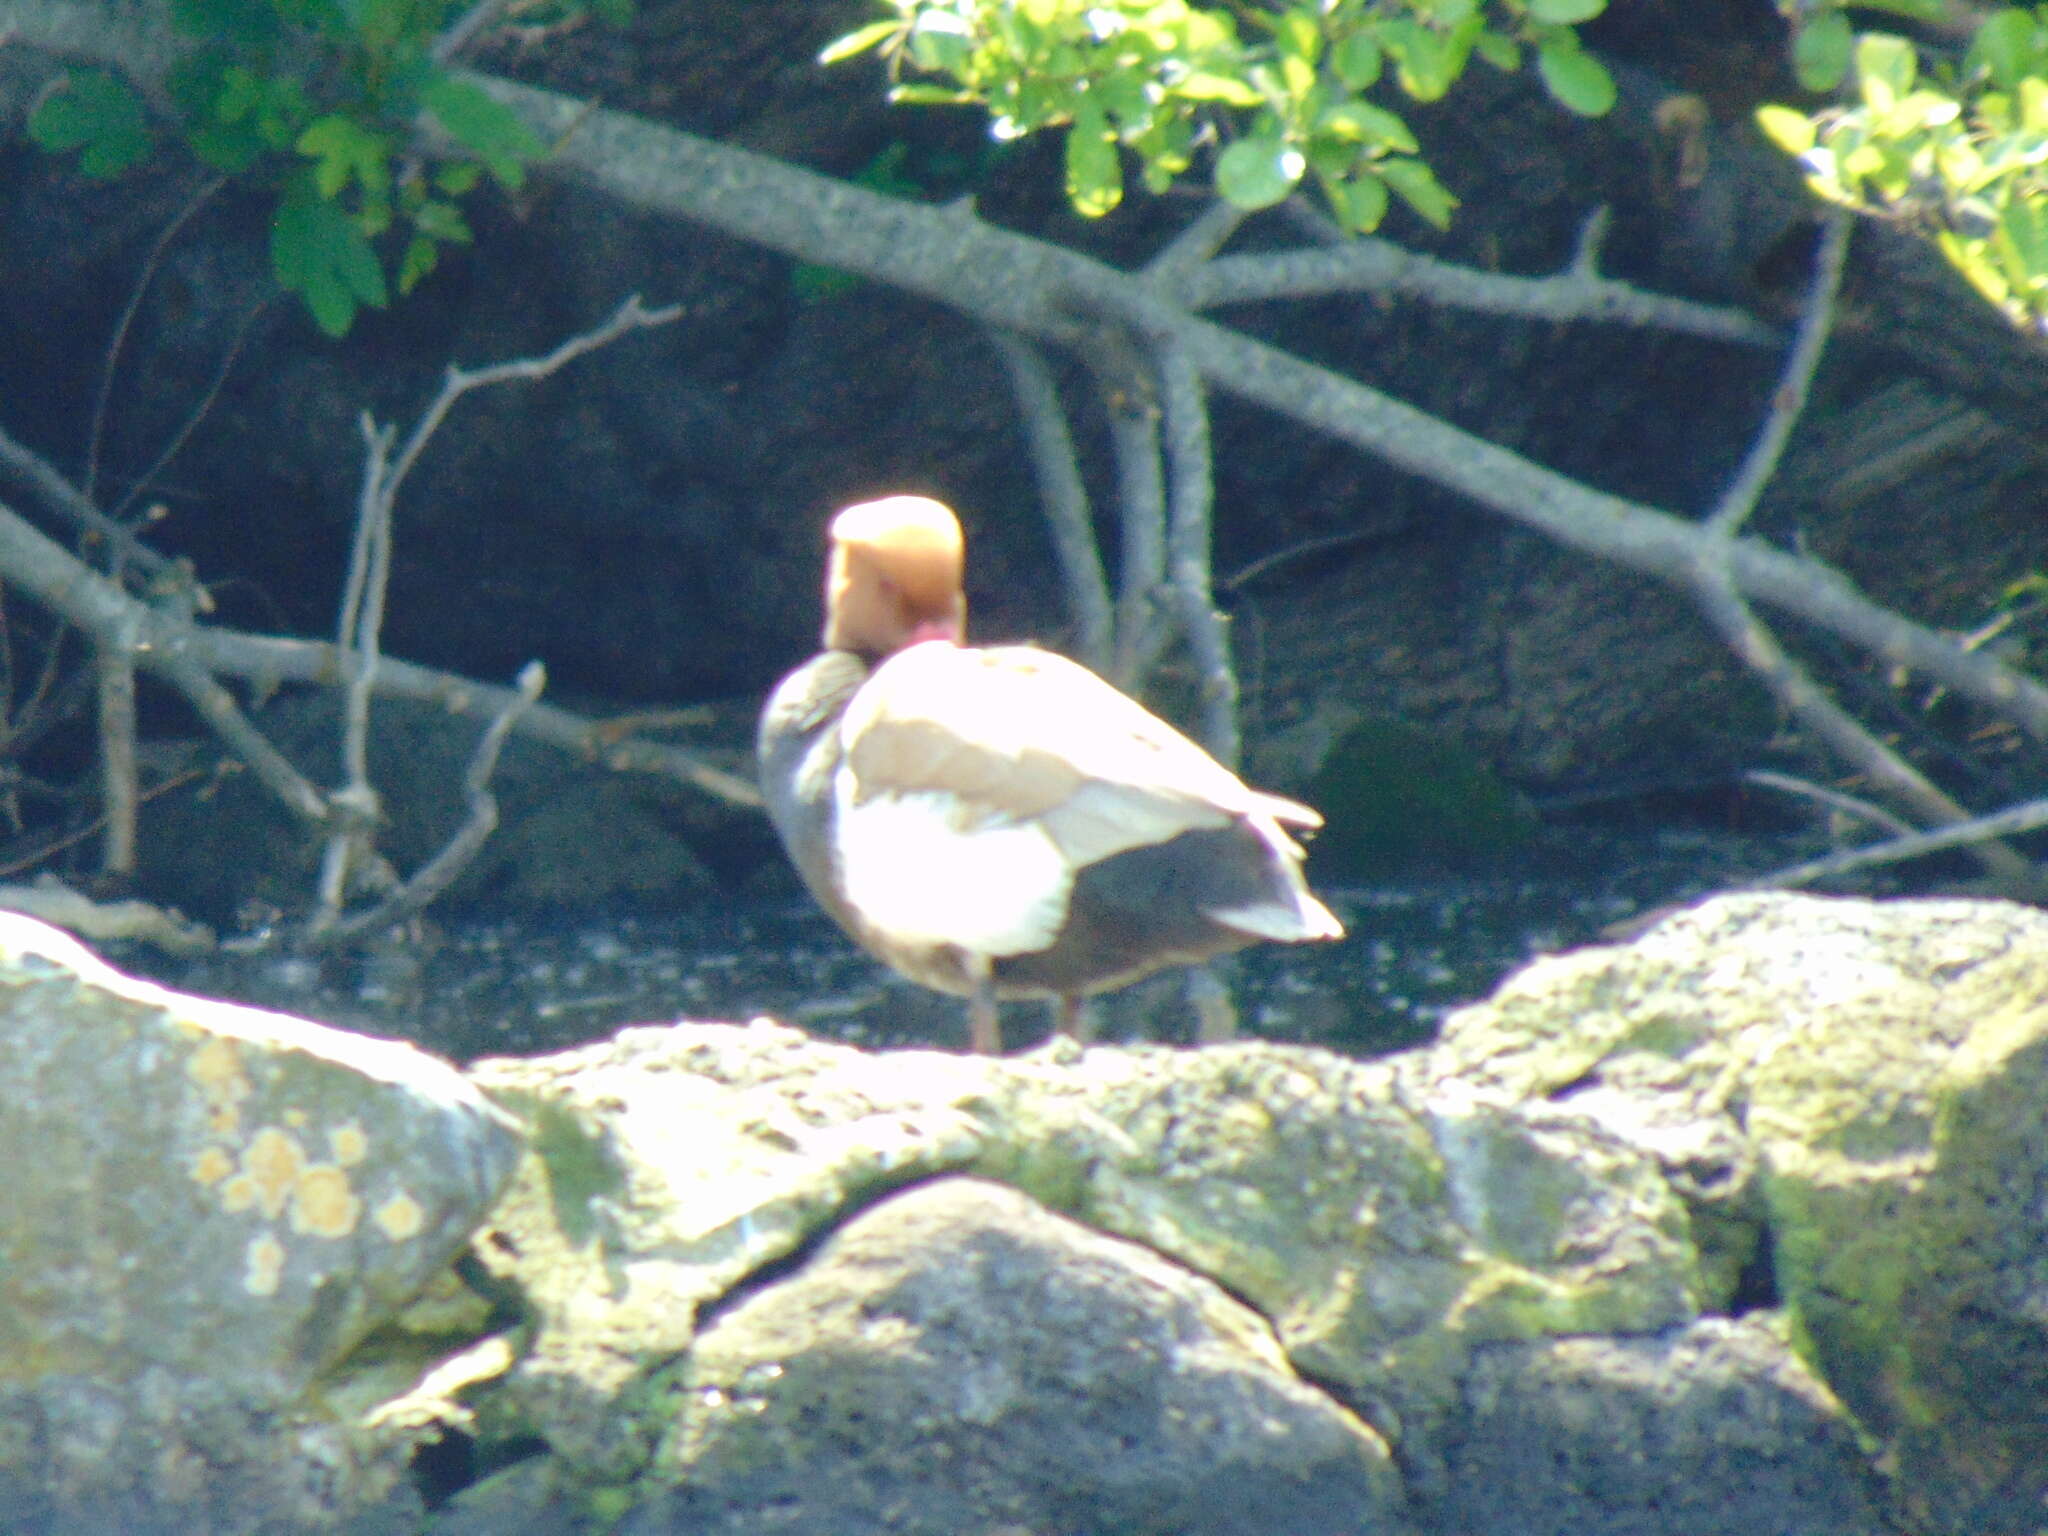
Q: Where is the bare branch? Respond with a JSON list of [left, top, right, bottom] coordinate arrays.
[[1708, 209, 1852, 536], [1147, 199, 1250, 282], [311, 660, 546, 944], [1689, 572, 2032, 884], [1742, 769, 1917, 839], [1684, 214, 2034, 887], [95, 634, 137, 877], [1157, 344, 1237, 765], [0, 420, 178, 585], [1748, 795, 2048, 893], [187, 628, 761, 805], [86, 177, 225, 504], [985, 330, 1113, 672], [1106, 382, 1168, 693], [380, 294, 683, 509], [1174, 229, 1778, 345], [108, 296, 271, 527]]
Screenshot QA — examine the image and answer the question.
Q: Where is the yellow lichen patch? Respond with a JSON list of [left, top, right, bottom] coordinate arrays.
[[283, 1107, 308, 1129], [188, 1036, 251, 1137], [190, 1145, 235, 1186], [241, 1126, 307, 1220], [329, 1122, 369, 1167], [290, 1164, 362, 1238], [243, 1233, 286, 1297], [374, 1192, 425, 1242], [220, 1173, 257, 1213]]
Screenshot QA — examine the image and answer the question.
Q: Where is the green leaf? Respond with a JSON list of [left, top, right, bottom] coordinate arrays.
[[1215, 134, 1305, 209], [419, 74, 544, 188], [1996, 195, 2048, 280], [2023, 74, 2048, 133], [29, 70, 152, 180], [1327, 33, 1375, 91], [889, 83, 978, 106], [1855, 32, 1918, 106], [398, 234, 439, 295], [1755, 104, 1817, 157], [1325, 170, 1388, 231], [1793, 11, 1853, 92], [1536, 39, 1615, 116], [297, 113, 390, 201], [1851, 0, 1957, 21], [1939, 228, 2012, 307], [1176, 71, 1266, 106], [907, 10, 974, 74], [1065, 98, 1123, 217], [819, 19, 901, 66], [1474, 31, 1520, 71], [1380, 20, 1463, 101], [1381, 156, 1457, 226], [434, 160, 482, 196], [272, 193, 388, 337], [1970, 8, 2039, 90], [1317, 98, 1417, 152], [1276, 8, 1321, 63], [412, 198, 471, 243], [1528, 0, 1605, 22]]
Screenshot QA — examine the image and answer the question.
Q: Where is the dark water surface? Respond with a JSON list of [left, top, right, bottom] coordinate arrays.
[[106, 822, 1848, 1065]]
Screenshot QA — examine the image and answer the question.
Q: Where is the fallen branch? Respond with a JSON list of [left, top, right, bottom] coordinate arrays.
[[310, 660, 545, 945]]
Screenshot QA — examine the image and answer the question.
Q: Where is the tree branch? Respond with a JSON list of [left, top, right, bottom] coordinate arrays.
[[1157, 343, 1237, 765], [985, 329, 1113, 672]]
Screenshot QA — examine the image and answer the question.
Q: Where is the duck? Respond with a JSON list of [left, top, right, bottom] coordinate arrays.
[[757, 494, 1344, 1052]]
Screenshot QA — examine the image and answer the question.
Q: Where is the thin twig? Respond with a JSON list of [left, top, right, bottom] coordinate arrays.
[[1745, 794, 2048, 892], [86, 177, 225, 503], [1707, 209, 1851, 536], [0, 764, 202, 881], [381, 294, 682, 504], [109, 294, 272, 526], [155, 650, 329, 824], [1175, 227, 1779, 345], [1742, 768, 1918, 839], [1219, 529, 1379, 592], [313, 661, 544, 944], [986, 329, 1113, 672], [340, 415, 397, 793]]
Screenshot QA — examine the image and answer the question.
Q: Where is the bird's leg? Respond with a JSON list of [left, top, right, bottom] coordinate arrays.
[[1054, 995, 1096, 1044], [966, 959, 1003, 1054], [1188, 963, 1238, 1044]]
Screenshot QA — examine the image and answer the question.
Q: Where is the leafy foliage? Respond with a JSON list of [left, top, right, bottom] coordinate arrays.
[[28, 0, 557, 336], [1759, 2, 2048, 334], [821, 0, 1614, 233]]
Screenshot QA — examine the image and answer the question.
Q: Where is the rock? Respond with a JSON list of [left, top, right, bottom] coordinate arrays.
[[1414, 891, 2048, 1534], [1438, 1316, 1887, 1536], [19, 888, 2048, 1533], [640, 1177, 1408, 1536], [465, 1014, 1705, 1515], [0, 913, 525, 1530]]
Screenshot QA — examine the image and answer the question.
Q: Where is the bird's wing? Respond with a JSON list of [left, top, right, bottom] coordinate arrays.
[[840, 642, 1303, 869]]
